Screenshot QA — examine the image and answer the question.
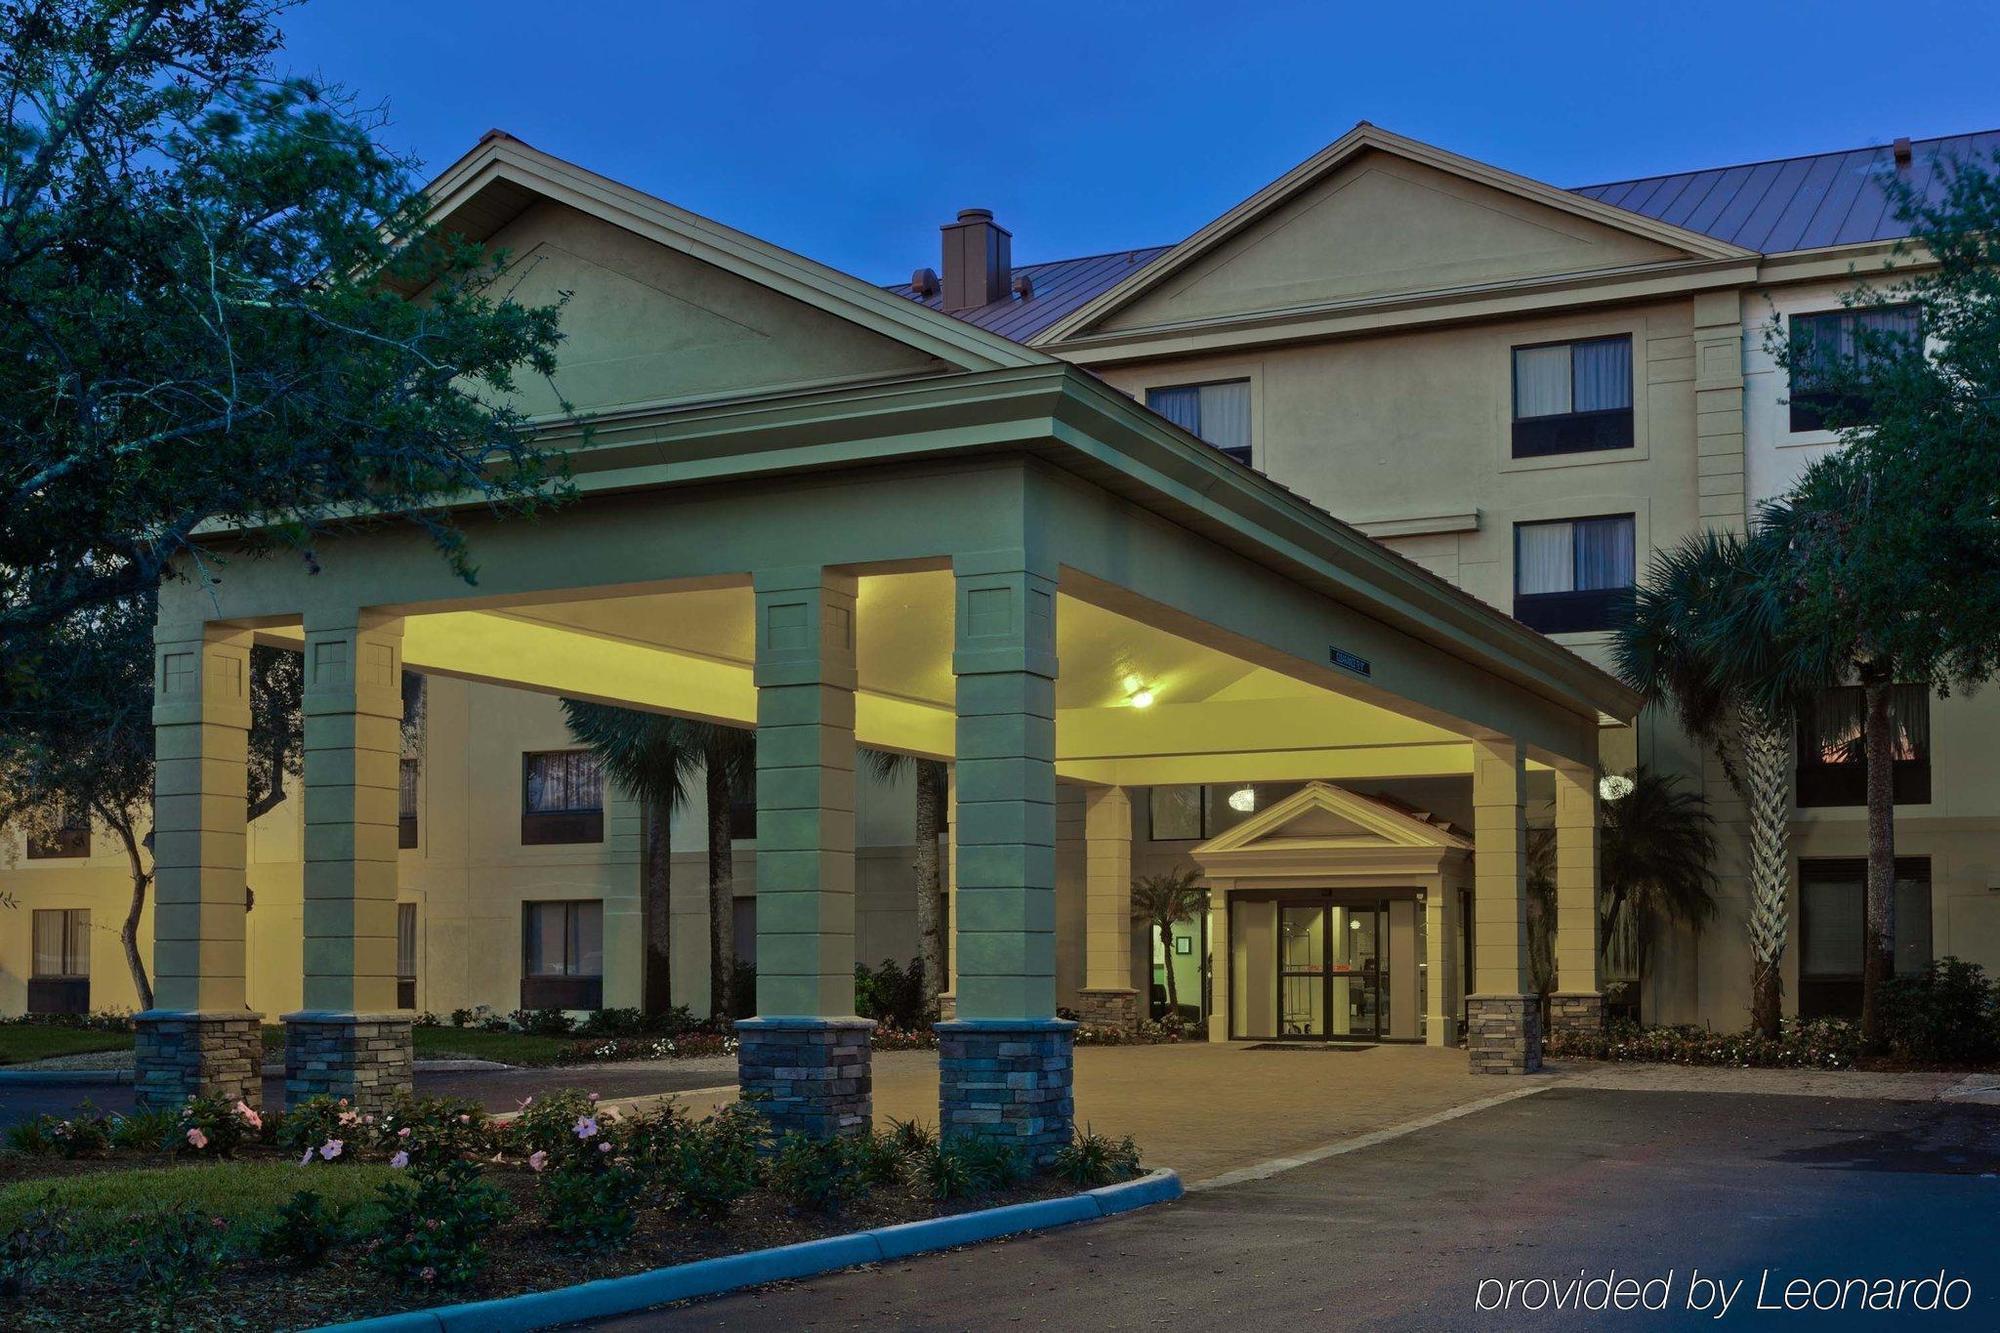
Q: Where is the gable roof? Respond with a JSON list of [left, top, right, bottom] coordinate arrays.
[[423, 131, 1052, 377], [1193, 780, 1474, 860], [883, 246, 1173, 343], [1572, 128, 2000, 254], [1028, 123, 1755, 346]]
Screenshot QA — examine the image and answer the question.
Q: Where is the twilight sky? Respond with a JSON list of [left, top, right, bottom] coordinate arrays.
[[279, 0, 2000, 283]]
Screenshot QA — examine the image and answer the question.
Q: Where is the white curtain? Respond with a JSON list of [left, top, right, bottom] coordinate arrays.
[[1516, 521, 1575, 594], [1574, 516, 1635, 590], [1146, 385, 1202, 434], [1573, 338, 1632, 411], [1513, 345, 1571, 418], [1197, 380, 1252, 452], [32, 910, 63, 978]]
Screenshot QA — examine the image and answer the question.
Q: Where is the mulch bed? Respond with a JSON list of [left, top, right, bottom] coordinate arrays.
[[2, 1143, 1077, 1332]]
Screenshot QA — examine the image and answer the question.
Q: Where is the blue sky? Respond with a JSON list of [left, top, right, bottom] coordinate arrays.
[[280, 0, 2000, 282]]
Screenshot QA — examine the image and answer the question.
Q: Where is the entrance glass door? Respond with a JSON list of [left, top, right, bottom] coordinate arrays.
[[1278, 904, 1327, 1036], [1331, 906, 1383, 1039]]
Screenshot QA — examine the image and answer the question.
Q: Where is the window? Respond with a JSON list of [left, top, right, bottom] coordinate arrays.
[[1511, 335, 1634, 457], [1799, 858, 1931, 1019], [1796, 684, 1930, 808], [1513, 515, 1636, 633], [26, 811, 89, 860], [522, 750, 604, 845], [1789, 304, 1921, 432], [29, 909, 90, 1015], [1148, 783, 1303, 841], [521, 900, 604, 1009], [1147, 380, 1253, 465], [398, 758, 420, 850], [1149, 786, 1206, 840], [396, 903, 418, 1010]]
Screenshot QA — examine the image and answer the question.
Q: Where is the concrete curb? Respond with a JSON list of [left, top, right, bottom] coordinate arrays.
[[0, 1068, 133, 1086], [314, 1167, 1182, 1333]]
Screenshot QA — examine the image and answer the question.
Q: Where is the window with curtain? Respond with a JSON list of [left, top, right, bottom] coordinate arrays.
[[25, 809, 89, 860], [521, 900, 605, 1009], [1798, 858, 1931, 1018], [1146, 380, 1253, 465], [1789, 304, 1921, 432], [522, 750, 605, 844], [1512, 515, 1636, 633], [398, 758, 420, 850], [32, 909, 89, 978], [396, 902, 418, 1009], [1796, 684, 1931, 807], [1510, 335, 1634, 457]]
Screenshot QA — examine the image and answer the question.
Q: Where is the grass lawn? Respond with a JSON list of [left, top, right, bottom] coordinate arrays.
[[0, 1028, 134, 1066], [412, 1026, 572, 1066], [0, 1160, 396, 1246]]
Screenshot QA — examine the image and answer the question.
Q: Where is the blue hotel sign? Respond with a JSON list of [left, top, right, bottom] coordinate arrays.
[[1329, 646, 1372, 678]]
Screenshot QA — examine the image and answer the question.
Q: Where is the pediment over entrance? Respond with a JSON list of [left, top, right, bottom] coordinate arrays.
[[1190, 780, 1470, 881]]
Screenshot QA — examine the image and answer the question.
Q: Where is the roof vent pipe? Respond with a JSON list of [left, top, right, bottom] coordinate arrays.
[[940, 208, 1011, 312], [910, 267, 938, 298], [1894, 136, 1913, 168]]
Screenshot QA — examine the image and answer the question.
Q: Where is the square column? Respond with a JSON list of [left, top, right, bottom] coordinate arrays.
[[938, 552, 1074, 1163], [734, 567, 871, 1138], [1206, 885, 1231, 1043], [1550, 762, 1605, 1037], [938, 764, 959, 1021], [1467, 737, 1541, 1073], [1077, 785, 1138, 1031], [284, 611, 411, 1110], [137, 621, 263, 1109], [1424, 878, 1461, 1047]]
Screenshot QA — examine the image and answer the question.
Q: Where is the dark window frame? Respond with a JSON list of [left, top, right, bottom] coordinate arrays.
[[25, 813, 89, 860], [28, 908, 90, 1015], [1145, 379, 1254, 466], [398, 757, 420, 850], [1148, 785, 1210, 841], [396, 902, 418, 1010], [520, 899, 604, 1010], [1795, 684, 1931, 809], [1787, 303, 1922, 433], [1510, 334, 1635, 458], [1512, 513, 1637, 634], [1798, 856, 1932, 1019], [521, 749, 604, 846]]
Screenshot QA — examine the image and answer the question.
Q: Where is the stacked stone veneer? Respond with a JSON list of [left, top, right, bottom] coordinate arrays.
[[283, 1012, 413, 1112], [1075, 988, 1139, 1032], [735, 1017, 873, 1138], [937, 1019, 1076, 1164], [134, 1010, 265, 1110], [1548, 991, 1606, 1039], [1466, 995, 1542, 1074]]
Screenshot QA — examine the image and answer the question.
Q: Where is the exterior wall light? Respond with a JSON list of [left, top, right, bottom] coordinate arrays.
[[1129, 687, 1156, 709], [1598, 773, 1636, 802], [1227, 786, 1257, 812]]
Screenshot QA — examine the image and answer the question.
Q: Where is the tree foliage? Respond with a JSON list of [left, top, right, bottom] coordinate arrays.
[[0, 0, 577, 709]]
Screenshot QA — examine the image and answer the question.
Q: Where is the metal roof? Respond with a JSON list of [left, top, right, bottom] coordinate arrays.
[[884, 130, 1998, 340], [1572, 129, 2000, 254], [882, 245, 1171, 342]]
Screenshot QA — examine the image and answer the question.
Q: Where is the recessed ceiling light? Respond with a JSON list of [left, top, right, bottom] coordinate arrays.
[[1130, 687, 1155, 709], [1227, 787, 1256, 812]]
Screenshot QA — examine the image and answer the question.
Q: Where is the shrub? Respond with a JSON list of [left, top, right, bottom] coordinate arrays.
[[1545, 1017, 1861, 1069], [538, 1157, 643, 1251], [278, 1095, 367, 1164], [727, 958, 757, 1020], [2, 1122, 48, 1156], [114, 1205, 234, 1315], [1051, 1128, 1142, 1188], [373, 1094, 490, 1173], [0, 1198, 76, 1305], [501, 1088, 601, 1162], [660, 1103, 765, 1224], [575, 1006, 700, 1039], [884, 1116, 936, 1158], [510, 1006, 575, 1037], [559, 1030, 741, 1064], [920, 1135, 1027, 1200], [367, 1159, 509, 1291], [766, 1134, 875, 1213], [1881, 957, 2000, 1066], [31, 1103, 113, 1159], [854, 957, 929, 1031], [259, 1189, 347, 1266], [109, 1107, 178, 1152], [0, 1010, 133, 1033], [177, 1093, 264, 1157]]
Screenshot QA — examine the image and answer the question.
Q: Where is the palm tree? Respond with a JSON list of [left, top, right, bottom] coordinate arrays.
[[688, 722, 756, 1018], [1131, 867, 1207, 1020], [560, 700, 698, 1015], [859, 747, 948, 1014], [1613, 530, 1818, 1036]]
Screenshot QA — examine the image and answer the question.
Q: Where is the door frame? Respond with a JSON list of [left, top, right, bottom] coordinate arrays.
[[1232, 887, 1423, 1044]]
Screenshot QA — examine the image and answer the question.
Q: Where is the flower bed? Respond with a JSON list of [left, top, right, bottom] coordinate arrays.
[[0, 1089, 1144, 1332], [1544, 1017, 1861, 1070], [554, 1018, 1192, 1066]]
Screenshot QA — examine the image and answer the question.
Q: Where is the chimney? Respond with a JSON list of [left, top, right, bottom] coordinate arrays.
[[1893, 136, 1913, 169], [940, 208, 1011, 312]]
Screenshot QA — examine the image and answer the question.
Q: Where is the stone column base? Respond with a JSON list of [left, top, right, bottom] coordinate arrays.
[[1548, 991, 1605, 1038], [1465, 994, 1543, 1074], [1075, 988, 1139, 1032], [937, 1018, 1076, 1165], [134, 1010, 265, 1110], [283, 1011, 413, 1112], [735, 1017, 873, 1139], [936, 992, 958, 1022]]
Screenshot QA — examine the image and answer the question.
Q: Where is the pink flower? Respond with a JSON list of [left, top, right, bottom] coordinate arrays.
[[338, 1098, 349, 1107], [186, 1128, 208, 1150], [319, 1138, 343, 1161], [458, 1114, 471, 1124], [574, 1115, 598, 1140], [528, 1150, 548, 1173], [338, 1110, 359, 1127], [398, 1127, 412, 1139], [420, 1266, 437, 1282], [588, 1091, 600, 1103], [598, 1141, 612, 1154], [233, 1101, 262, 1131], [390, 1150, 410, 1169], [516, 1096, 534, 1111]]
